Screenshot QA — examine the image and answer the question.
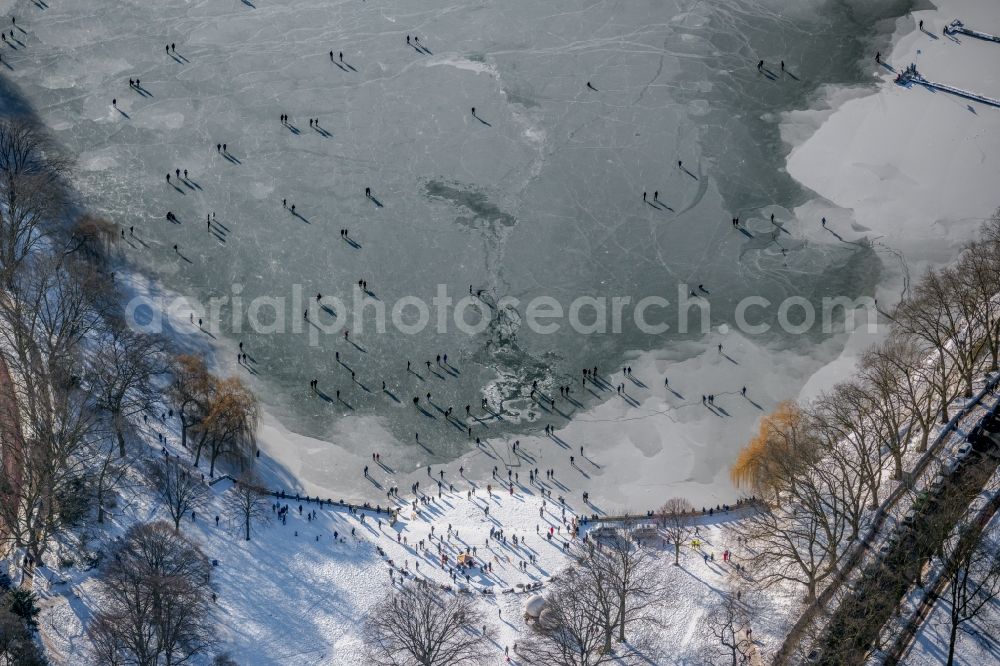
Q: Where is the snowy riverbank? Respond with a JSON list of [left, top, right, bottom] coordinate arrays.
[[34, 416, 796, 666]]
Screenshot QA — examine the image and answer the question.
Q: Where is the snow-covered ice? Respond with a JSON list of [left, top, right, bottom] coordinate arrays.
[[0, 0, 938, 511]]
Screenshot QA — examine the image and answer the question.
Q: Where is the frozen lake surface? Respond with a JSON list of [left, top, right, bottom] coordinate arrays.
[[3, 0, 916, 508]]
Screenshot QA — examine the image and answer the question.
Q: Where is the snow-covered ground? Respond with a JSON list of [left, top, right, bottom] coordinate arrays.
[[908, 575, 1000, 666], [898, 486, 1000, 666], [32, 416, 795, 665]]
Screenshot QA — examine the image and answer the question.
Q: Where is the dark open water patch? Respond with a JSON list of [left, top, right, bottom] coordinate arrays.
[[425, 180, 516, 233]]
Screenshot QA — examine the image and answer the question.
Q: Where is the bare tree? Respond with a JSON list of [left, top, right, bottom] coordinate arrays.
[[89, 435, 130, 524], [831, 373, 905, 485], [741, 457, 851, 605], [0, 225, 106, 584], [88, 614, 127, 666], [702, 592, 753, 666], [523, 567, 634, 666], [0, 380, 97, 582], [363, 582, 490, 666], [959, 240, 1000, 373], [0, 119, 70, 287], [731, 401, 854, 602], [809, 388, 883, 529], [30, 257, 109, 380], [863, 335, 940, 453], [942, 263, 992, 390], [941, 525, 1000, 665], [816, 426, 879, 540], [148, 457, 209, 532], [576, 539, 620, 654], [657, 498, 694, 565], [0, 253, 107, 409], [226, 472, 270, 541], [856, 338, 916, 473], [0, 254, 101, 413], [89, 522, 213, 666], [585, 528, 664, 645], [979, 207, 1000, 247], [92, 322, 164, 456], [894, 267, 976, 419]]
